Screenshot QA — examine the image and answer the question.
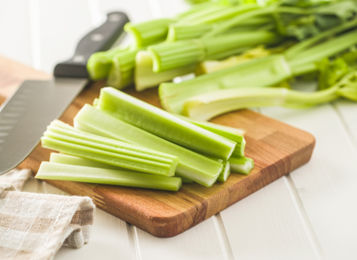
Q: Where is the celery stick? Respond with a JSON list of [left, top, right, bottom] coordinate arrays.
[[74, 105, 223, 187], [179, 116, 246, 157], [218, 161, 230, 182], [36, 162, 182, 191], [50, 153, 119, 170], [48, 120, 177, 162], [135, 51, 197, 91], [98, 87, 236, 159], [87, 47, 127, 80], [107, 48, 138, 89], [229, 156, 254, 175], [124, 19, 174, 48], [41, 134, 176, 177], [159, 55, 291, 114]]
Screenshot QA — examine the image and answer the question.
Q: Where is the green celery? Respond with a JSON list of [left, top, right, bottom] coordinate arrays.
[[107, 48, 138, 89], [48, 120, 177, 163], [218, 161, 231, 182], [87, 47, 127, 80], [49, 153, 119, 169], [42, 122, 177, 177], [98, 87, 236, 159], [124, 18, 174, 48], [179, 116, 246, 157], [36, 162, 182, 191], [182, 71, 357, 120], [159, 55, 291, 114], [229, 156, 254, 175], [74, 105, 223, 187], [148, 30, 278, 72], [135, 51, 197, 91]]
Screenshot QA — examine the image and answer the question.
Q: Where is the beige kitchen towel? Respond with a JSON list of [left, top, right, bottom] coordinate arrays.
[[0, 169, 95, 260]]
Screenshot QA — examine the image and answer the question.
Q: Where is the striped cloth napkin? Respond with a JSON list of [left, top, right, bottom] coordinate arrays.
[[0, 169, 95, 260]]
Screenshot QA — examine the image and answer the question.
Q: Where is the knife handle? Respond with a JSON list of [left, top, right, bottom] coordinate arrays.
[[54, 11, 129, 78]]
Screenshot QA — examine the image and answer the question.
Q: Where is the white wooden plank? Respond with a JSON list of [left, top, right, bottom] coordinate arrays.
[[220, 177, 319, 260], [0, 0, 32, 66], [333, 100, 357, 149], [261, 104, 357, 260], [35, 0, 93, 72], [134, 217, 228, 260]]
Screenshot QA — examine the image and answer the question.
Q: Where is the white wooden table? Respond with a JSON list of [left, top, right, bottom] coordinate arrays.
[[1, 1, 357, 259]]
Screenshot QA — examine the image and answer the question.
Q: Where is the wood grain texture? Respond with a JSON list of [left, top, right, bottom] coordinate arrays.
[[1, 56, 315, 237]]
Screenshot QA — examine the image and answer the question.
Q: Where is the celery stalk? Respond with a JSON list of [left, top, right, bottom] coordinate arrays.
[[135, 51, 197, 91], [179, 116, 246, 157], [98, 87, 236, 159], [159, 55, 291, 114], [50, 153, 119, 170], [182, 71, 357, 120], [42, 122, 177, 176], [148, 30, 278, 72], [124, 19, 174, 48], [74, 105, 223, 187], [218, 161, 231, 182], [229, 156, 254, 175], [36, 162, 182, 191], [87, 47, 128, 80]]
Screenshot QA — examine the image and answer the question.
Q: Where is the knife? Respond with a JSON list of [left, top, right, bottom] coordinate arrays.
[[0, 11, 129, 175]]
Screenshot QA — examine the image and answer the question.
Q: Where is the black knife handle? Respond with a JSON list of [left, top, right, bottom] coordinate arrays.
[[54, 11, 129, 78]]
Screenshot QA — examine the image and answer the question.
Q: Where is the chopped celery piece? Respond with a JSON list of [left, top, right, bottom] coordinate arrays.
[[124, 19, 174, 48], [229, 156, 254, 175], [135, 51, 197, 91], [42, 122, 177, 177], [107, 48, 138, 89], [98, 87, 236, 159], [74, 105, 223, 187], [87, 47, 127, 80], [50, 153, 119, 170], [36, 162, 182, 191], [48, 120, 178, 166], [218, 161, 230, 182], [179, 116, 246, 157], [148, 30, 278, 72]]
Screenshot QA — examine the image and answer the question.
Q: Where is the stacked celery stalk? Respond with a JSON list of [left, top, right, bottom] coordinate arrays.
[[36, 87, 253, 191]]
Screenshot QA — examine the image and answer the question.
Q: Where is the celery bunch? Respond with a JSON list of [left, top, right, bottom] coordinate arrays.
[[38, 87, 254, 190]]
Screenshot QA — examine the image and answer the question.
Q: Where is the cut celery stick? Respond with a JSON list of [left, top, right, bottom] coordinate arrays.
[[218, 161, 230, 182], [36, 162, 182, 191], [48, 120, 177, 163], [41, 132, 176, 177], [135, 51, 197, 91], [178, 115, 246, 157], [97, 87, 236, 160], [229, 156, 254, 175], [50, 153, 120, 170], [74, 105, 223, 187]]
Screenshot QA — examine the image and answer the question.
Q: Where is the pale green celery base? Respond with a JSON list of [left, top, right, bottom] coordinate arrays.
[[159, 55, 292, 115], [73, 105, 223, 187], [36, 162, 181, 191], [229, 157, 254, 175], [135, 51, 197, 91], [98, 87, 236, 160], [179, 115, 246, 157], [218, 161, 230, 182]]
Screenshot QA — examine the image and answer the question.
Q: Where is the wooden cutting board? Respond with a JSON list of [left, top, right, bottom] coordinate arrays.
[[0, 56, 315, 237]]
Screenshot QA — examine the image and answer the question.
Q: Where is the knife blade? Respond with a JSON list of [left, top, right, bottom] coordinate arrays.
[[0, 11, 129, 175]]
